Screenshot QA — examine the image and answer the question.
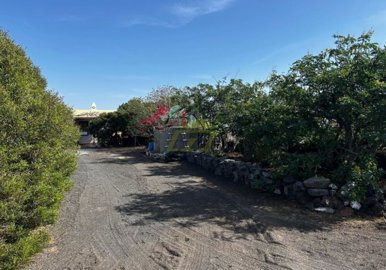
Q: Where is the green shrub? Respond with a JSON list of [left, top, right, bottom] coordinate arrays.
[[238, 32, 386, 200], [0, 30, 79, 269]]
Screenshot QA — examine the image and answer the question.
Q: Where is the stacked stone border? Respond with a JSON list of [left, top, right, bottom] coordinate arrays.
[[180, 152, 386, 216]]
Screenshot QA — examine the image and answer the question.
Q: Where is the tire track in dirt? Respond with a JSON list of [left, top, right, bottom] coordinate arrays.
[[28, 148, 386, 270]]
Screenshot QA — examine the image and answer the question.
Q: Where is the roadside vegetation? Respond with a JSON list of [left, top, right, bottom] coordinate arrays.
[[0, 31, 79, 269], [91, 32, 386, 205]]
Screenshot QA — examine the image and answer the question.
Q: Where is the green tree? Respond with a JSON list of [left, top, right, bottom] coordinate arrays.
[[241, 32, 386, 200], [182, 79, 264, 152], [89, 98, 156, 146], [88, 111, 129, 146], [118, 98, 156, 143], [145, 86, 185, 107]]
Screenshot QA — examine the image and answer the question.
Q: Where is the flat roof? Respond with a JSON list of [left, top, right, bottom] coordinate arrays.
[[73, 109, 114, 119]]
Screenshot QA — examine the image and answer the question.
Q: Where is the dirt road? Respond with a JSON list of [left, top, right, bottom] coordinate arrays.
[[29, 148, 386, 270]]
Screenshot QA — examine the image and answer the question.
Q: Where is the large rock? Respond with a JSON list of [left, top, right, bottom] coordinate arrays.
[[283, 176, 296, 184], [307, 188, 329, 197], [303, 176, 330, 188], [293, 181, 305, 192]]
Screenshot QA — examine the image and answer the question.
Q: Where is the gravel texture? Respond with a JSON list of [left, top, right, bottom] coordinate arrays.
[[28, 148, 386, 270]]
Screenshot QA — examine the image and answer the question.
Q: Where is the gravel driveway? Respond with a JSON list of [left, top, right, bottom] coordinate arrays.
[[28, 148, 386, 270]]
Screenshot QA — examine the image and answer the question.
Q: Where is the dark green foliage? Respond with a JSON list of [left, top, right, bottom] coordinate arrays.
[[89, 98, 156, 146], [235, 32, 386, 201], [183, 80, 264, 151], [88, 111, 130, 146], [117, 97, 156, 137], [90, 32, 385, 202], [169, 32, 385, 202], [0, 30, 79, 269]]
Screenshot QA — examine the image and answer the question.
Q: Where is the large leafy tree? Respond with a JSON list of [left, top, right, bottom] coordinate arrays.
[[89, 98, 156, 146], [145, 86, 187, 108], [88, 111, 130, 146], [241, 32, 386, 200], [182, 79, 263, 151], [117, 98, 156, 139]]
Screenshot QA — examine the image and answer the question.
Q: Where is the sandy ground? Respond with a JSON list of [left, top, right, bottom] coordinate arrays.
[[28, 148, 386, 270]]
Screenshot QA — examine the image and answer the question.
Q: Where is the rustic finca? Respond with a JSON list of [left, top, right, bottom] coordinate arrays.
[[73, 103, 114, 145]]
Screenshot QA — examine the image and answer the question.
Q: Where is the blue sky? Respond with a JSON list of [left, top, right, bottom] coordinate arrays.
[[1, 0, 386, 109]]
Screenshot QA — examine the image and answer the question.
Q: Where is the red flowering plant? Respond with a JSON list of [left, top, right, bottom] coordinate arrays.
[[139, 105, 190, 135], [139, 106, 170, 133]]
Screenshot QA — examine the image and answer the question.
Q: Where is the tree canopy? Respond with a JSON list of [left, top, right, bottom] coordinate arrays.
[[88, 32, 386, 202]]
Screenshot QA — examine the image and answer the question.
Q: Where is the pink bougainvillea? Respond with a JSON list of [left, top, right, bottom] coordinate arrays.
[[140, 106, 170, 130]]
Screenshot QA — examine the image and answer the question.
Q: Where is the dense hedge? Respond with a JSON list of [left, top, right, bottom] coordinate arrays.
[[0, 31, 79, 269], [236, 33, 386, 201]]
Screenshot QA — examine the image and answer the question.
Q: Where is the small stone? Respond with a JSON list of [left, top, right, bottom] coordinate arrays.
[[328, 183, 338, 190], [274, 188, 281, 195], [321, 196, 330, 206], [314, 207, 335, 214], [350, 201, 361, 210], [262, 171, 271, 178], [307, 188, 329, 197], [303, 176, 330, 188]]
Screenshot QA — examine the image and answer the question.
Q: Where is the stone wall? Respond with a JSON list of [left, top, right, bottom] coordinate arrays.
[[184, 152, 386, 216]]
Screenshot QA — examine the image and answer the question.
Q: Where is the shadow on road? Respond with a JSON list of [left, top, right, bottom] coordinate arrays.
[[110, 149, 355, 238]]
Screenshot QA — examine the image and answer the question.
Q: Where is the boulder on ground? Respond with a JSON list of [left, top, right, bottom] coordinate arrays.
[[307, 188, 329, 197], [303, 176, 330, 188]]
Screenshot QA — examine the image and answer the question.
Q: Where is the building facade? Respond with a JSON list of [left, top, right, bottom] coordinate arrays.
[[73, 103, 114, 146]]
